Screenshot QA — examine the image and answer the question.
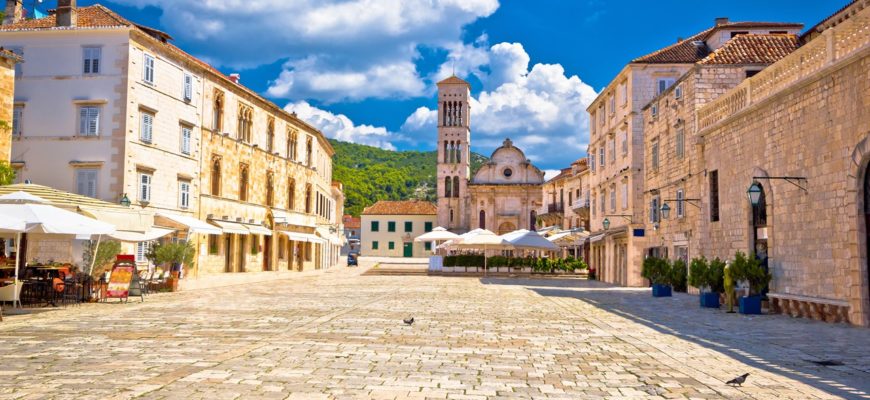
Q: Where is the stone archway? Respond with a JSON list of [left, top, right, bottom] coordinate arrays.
[[497, 221, 516, 235], [849, 135, 870, 326]]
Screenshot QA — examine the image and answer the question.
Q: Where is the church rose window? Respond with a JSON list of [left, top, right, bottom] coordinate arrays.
[[503, 168, 513, 177]]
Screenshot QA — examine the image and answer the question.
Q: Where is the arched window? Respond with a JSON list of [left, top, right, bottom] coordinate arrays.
[[452, 176, 460, 198], [266, 118, 275, 152], [288, 178, 296, 210], [530, 210, 537, 231], [456, 142, 462, 165], [304, 184, 312, 214], [443, 141, 448, 163], [265, 172, 274, 207], [211, 157, 221, 196], [479, 210, 486, 229], [213, 91, 224, 132], [444, 176, 452, 198], [752, 183, 767, 227], [239, 164, 249, 201], [238, 105, 253, 142], [306, 136, 313, 167]]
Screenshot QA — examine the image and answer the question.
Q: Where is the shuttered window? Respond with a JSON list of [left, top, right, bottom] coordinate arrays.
[[676, 189, 685, 218], [83, 47, 101, 74], [78, 106, 100, 136], [183, 73, 193, 101], [179, 180, 190, 209], [138, 172, 152, 202], [12, 106, 23, 136], [140, 112, 154, 143], [676, 128, 685, 159], [180, 125, 191, 154], [75, 168, 98, 198], [143, 53, 155, 84], [621, 182, 628, 209]]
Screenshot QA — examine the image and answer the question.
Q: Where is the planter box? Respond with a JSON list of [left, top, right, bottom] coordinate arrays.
[[739, 295, 763, 314], [700, 292, 720, 308], [652, 284, 672, 297], [442, 266, 454, 273]]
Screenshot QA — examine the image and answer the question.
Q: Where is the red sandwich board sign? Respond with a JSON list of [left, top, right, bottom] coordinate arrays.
[[106, 255, 143, 302]]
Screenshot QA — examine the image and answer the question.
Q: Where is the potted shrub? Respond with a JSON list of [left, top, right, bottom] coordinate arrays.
[[730, 251, 771, 315], [642, 256, 672, 297], [669, 259, 688, 292], [148, 241, 195, 291], [689, 256, 725, 308]]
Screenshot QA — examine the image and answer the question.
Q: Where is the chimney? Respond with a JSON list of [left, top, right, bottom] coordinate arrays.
[[2, 0, 23, 25], [714, 17, 729, 26], [56, 0, 78, 27], [229, 73, 240, 84]]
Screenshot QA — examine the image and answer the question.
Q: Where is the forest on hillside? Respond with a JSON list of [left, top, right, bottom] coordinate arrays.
[[330, 139, 487, 216]]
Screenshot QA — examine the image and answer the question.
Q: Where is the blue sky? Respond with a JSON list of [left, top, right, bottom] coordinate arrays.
[[46, 0, 838, 171]]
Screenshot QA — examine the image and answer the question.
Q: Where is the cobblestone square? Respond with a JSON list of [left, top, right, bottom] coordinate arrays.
[[1, 267, 868, 399]]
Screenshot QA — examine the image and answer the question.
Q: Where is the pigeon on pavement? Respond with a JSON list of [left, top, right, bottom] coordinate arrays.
[[726, 373, 749, 386], [403, 317, 414, 325]]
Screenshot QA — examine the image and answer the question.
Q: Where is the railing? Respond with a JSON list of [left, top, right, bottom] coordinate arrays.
[[697, 7, 870, 131], [547, 204, 564, 213], [571, 198, 590, 210]]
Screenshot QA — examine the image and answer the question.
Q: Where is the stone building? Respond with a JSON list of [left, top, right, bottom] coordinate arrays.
[[435, 76, 544, 234], [0, 1, 344, 274], [538, 158, 590, 232], [641, 34, 800, 265], [586, 18, 802, 287], [361, 200, 437, 258], [688, 1, 870, 325], [0, 48, 18, 162]]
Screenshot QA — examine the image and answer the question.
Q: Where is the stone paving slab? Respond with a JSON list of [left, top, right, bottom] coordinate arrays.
[[0, 267, 868, 399]]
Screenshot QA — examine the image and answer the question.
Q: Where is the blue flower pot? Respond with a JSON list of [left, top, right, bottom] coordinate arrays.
[[652, 284, 672, 297], [739, 295, 762, 314], [700, 292, 720, 308]]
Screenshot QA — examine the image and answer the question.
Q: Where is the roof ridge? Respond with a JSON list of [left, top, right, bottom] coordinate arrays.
[[91, 3, 133, 27], [631, 27, 712, 63]]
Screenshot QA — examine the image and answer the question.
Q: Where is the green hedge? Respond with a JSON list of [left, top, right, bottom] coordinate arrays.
[[442, 256, 588, 272]]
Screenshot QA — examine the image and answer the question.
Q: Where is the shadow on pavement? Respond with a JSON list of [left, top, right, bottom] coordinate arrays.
[[493, 277, 870, 399]]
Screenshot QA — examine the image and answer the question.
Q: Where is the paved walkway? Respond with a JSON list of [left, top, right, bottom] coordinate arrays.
[[1, 268, 868, 399]]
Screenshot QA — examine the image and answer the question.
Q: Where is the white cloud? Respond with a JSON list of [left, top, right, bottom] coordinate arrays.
[[114, 0, 499, 102], [284, 101, 397, 150], [417, 41, 598, 168], [543, 170, 562, 181]]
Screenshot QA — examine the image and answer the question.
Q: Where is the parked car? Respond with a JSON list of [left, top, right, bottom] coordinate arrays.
[[347, 253, 359, 266]]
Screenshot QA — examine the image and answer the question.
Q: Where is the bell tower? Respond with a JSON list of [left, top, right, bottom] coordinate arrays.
[[436, 76, 471, 232]]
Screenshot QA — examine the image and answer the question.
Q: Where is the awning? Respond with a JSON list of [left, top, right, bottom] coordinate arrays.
[[588, 233, 605, 243], [79, 206, 152, 233], [316, 227, 342, 246], [109, 227, 175, 242], [272, 210, 289, 224], [209, 220, 250, 235], [245, 224, 273, 236], [280, 231, 322, 243], [156, 212, 222, 235]]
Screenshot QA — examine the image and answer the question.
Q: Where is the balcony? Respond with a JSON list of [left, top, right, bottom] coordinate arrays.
[[572, 198, 590, 217], [547, 204, 564, 213]]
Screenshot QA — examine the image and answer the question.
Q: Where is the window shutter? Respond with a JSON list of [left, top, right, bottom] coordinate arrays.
[[12, 107, 22, 136], [183, 74, 192, 101], [79, 107, 88, 135], [92, 48, 101, 74], [181, 126, 191, 154], [88, 107, 99, 136], [141, 113, 153, 143], [76, 169, 87, 196]]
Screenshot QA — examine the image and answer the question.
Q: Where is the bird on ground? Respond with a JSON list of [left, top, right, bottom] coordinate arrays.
[[726, 373, 749, 386], [403, 317, 414, 325]]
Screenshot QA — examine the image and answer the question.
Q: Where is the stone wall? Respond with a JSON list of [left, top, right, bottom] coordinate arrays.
[[699, 49, 870, 325], [0, 57, 14, 162]]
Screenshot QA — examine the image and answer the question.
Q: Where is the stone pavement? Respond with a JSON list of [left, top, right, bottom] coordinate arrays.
[[1, 267, 869, 400]]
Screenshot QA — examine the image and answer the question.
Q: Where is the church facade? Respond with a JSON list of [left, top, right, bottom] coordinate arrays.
[[436, 76, 544, 234]]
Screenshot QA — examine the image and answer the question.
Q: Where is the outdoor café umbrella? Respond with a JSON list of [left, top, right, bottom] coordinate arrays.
[[0, 215, 26, 309], [454, 229, 513, 276], [414, 227, 460, 254], [502, 229, 560, 252], [0, 191, 116, 279]]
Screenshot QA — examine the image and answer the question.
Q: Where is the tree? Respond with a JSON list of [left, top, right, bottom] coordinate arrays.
[[82, 240, 122, 278], [0, 161, 15, 185]]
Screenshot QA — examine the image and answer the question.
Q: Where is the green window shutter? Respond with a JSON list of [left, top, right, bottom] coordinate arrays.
[[404, 221, 413, 232], [424, 222, 433, 232], [388, 241, 395, 250], [371, 221, 379, 232], [372, 241, 379, 250], [388, 221, 396, 232], [425, 242, 432, 251]]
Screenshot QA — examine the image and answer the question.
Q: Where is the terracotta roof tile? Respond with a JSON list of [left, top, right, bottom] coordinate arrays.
[[437, 75, 470, 86], [362, 200, 437, 216], [0, 4, 130, 31], [632, 21, 802, 64], [632, 28, 713, 64], [699, 34, 799, 65]]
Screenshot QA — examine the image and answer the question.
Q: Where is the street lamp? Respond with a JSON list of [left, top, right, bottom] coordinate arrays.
[[660, 202, 671, 220], [119, 193, 131, 207], [747, 182, 762, 206], [602, 218, 610, 230]]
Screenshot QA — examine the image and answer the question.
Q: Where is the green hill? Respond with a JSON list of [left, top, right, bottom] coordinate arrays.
[[329, 139, 488, 216]]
